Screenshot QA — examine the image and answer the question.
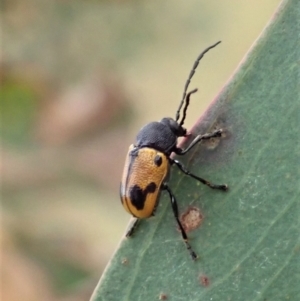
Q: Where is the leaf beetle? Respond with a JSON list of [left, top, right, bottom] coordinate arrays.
[[120, 41, 228, 260]]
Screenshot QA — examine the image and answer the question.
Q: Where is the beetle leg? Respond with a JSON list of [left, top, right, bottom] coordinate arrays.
[[171, 158, 228, 191], [126, 218, 140, 237], [175, 129, 223, 155], [162, 183, 198, 261]]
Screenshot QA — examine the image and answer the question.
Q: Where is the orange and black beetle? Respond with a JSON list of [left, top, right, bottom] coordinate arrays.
[[120, 41, 228, 260]]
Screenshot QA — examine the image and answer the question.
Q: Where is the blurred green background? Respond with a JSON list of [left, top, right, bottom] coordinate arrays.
[[1, 0, 281, 300]]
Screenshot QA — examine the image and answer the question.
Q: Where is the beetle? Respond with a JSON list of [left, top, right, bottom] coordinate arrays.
[[120, 41, 228, 260]]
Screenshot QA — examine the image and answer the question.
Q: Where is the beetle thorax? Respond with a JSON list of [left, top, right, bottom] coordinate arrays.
[[135, 118, 186, 155]]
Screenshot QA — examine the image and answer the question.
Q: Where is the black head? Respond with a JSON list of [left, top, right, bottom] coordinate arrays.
[[160, 117, 186, 137], [174, 41, 221, 126]]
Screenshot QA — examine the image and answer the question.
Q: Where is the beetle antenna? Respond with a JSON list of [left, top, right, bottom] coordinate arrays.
[[179, 88, 197, 126], [175, 41, 221, 122]]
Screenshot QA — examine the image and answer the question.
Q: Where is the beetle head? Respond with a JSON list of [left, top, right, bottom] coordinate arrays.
[[160, 117, 187, 137]]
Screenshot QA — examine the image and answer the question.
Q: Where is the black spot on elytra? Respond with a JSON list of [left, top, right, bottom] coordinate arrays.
[[154, 154, 163, 167], [130, 182, 157, 210]]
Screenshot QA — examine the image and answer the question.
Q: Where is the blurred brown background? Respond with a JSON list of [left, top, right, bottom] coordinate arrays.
[[1, 0, 281, 300]]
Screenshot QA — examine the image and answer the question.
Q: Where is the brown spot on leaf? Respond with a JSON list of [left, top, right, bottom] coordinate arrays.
[[159, 293, 168, 300], [199, 274, 210, 287], [180, 207, 204, 232]]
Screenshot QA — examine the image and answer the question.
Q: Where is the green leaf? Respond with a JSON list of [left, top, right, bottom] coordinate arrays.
[[91, 0, 300, 300]]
